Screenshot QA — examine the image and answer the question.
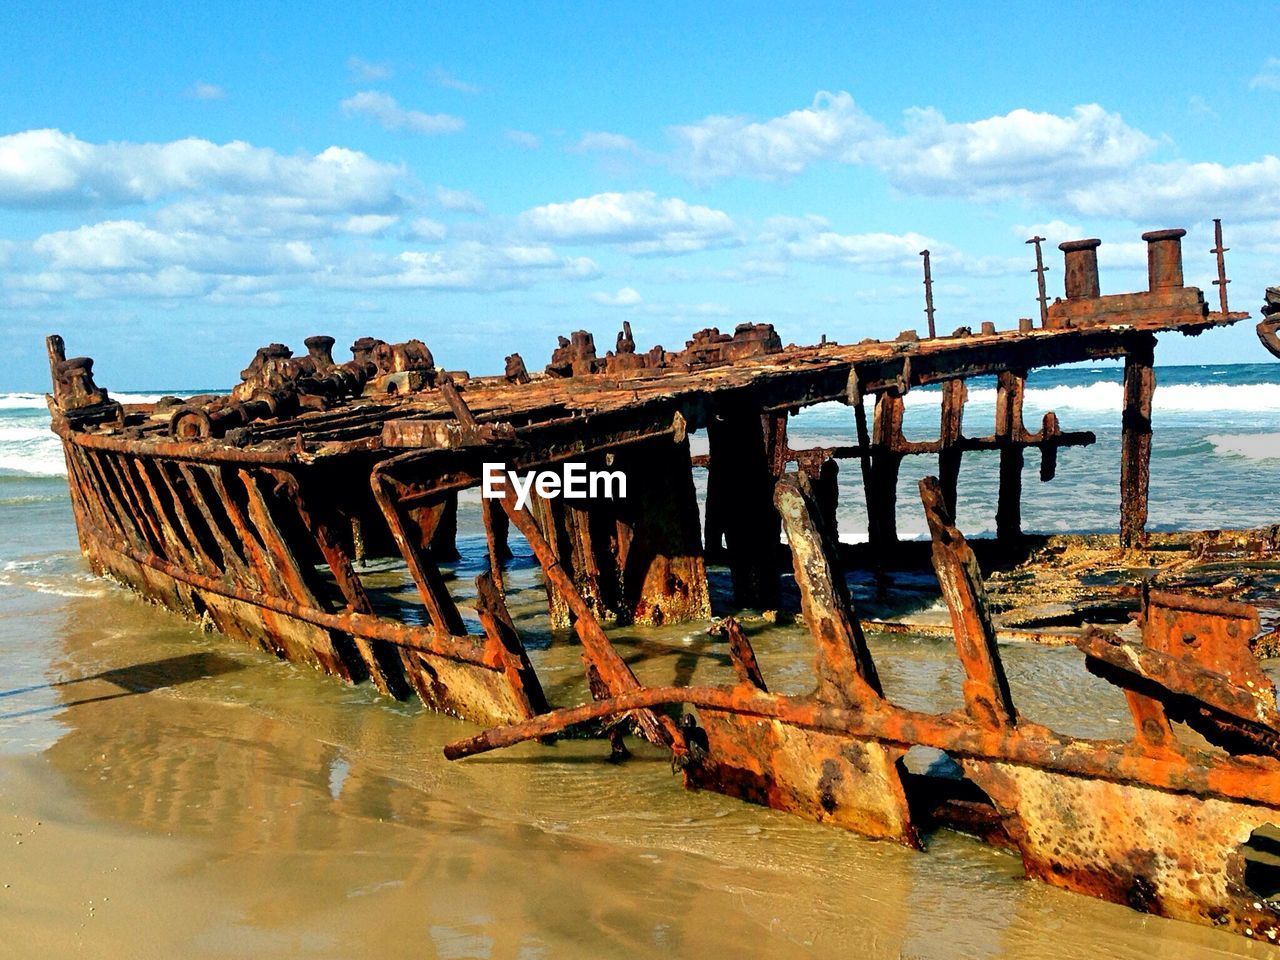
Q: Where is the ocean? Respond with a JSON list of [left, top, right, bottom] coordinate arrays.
[[0, 363, 1278, 958]]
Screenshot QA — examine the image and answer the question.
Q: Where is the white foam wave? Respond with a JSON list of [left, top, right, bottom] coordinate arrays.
[[902, 381, 1280, 414], [0, 393, 46, 411], [0, 391, 173, 411], [1208, 433, 1280, 462], [0, 431, 66, 477]]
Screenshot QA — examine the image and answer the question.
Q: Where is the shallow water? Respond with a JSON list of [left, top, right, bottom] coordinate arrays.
[[4, 363, 1280, 957], [0, 488, 1273, 959]]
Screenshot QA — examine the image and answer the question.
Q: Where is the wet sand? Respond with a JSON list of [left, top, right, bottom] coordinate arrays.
[[0, 500, 1276, 959]]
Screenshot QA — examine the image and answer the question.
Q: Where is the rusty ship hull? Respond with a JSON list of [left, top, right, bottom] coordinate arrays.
[[47, 225, 1280, 944]]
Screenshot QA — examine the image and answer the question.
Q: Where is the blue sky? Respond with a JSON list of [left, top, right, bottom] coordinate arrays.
[[1, 1, 1277, 390]]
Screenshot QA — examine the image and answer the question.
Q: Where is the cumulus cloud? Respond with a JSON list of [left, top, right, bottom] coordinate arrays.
[[672, 91, 881, 182], [32, 220, 318, 274], [591, 286, 642, 307], [1251, 58, 1280, 91], [672, 92, 1154, 199], [1065, 155, 1280, 222], [520, 191, 737, 255], [669, 91, 1280, 223], [0, 129, 407, 211], [435, 185, 486, 214], [187, 82, 226, 101], [340, 91, 464, 134], [347, 56, 391, 82]]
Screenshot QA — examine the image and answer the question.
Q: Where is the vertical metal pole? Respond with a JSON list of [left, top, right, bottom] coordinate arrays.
[[1211, 218, 1231, 314], [1026, 235, 1050, 326], [919, 249, 936, 338]]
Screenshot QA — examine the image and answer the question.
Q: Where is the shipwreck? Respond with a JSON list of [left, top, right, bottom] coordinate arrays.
[[45, 223, 1280, 943]]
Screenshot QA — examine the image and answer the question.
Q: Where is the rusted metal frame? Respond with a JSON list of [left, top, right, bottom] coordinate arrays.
[[1141, 589, 1268, 694], [938, 378, 967, 515], [266, 469, 409, 698], [442, 684, 1280, 809], [106, 453, 169, 559], [64, 446, 123, 546], [248, 471, 407, 696], [59, 444, 96, 555], [774, 473, 882, 706], [369, 467, 468, 637], [208, 465, 297, 604], [74, 513, 496, 665], [994, 370, 1027, 542], [230, 465, 360, 675], [480, 497, 511, 572], [1077, 630, 1280, 755], [80, 448, 152, 553], [474, 570, 549, 719], [846, 370, 888, 593], [611, 437, 711, 625], [530, 492, 572, 626], [390, 420, 682, 506], [129, 454, 207, 576], [716, 617, 766, 690], [78, 448, 147, 551], [496, 485, 676, 746], [147, 459, 223, 577], [868, 391, 905, 547], [175, 463, 261, 589], [920, 477, 1017, 728], [56, 427, 309, 465], [1120, 334, 1156, 547]]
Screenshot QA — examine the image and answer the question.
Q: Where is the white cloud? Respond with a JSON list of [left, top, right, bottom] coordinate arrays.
[[1250, 58, 1280, 91], [431, 67, 481, 94], [874, 104, 1155, 200], [783, 229, 934, 270], [32, 220, 317, 274], [323, 243, 598, 293], [341, 213, 398, 236], [347, 56, 391, 82], [406, 217, 447, 242], [573, 132, 640, 153], [436, 185, 486, 214], [520, 191, 737, 255], [187, 82, 225, 101], [506, 130, 540, 150], [668, 91, 1280, 223], [0, 129, 407, 211], [1066, 155, 1280, 222], [340, 91, 464, 135], [672, 91, 881, 182], [591, 286, 642, 307]]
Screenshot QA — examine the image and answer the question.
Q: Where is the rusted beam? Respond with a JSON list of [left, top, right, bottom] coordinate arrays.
[[497, 486, 675, 746], [920, 476, 1017, 728], [474, 570, 548, 719], [1120, 335, 1156, 547], [994, 371, 1025, 542], [938, 378, 967, 515], [774, 472, 882, 706]]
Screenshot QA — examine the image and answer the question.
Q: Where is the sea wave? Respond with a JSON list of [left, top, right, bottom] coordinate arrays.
[[1208, 433, 1280, 462], [903, 381, 1280, 413], [0, 391, 172, 410]]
